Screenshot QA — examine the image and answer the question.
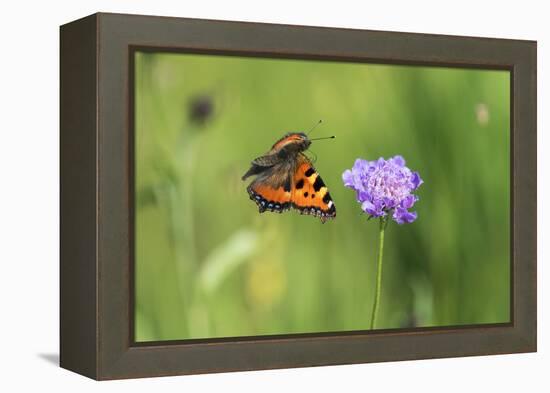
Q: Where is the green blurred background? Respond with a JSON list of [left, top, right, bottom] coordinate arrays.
[[134, 51, 510, 342]]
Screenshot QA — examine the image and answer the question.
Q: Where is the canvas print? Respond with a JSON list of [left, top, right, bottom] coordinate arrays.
[[133, 51, 510, 342]]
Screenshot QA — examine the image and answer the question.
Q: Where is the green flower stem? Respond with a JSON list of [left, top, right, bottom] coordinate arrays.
[[370, 216, 388, 329]]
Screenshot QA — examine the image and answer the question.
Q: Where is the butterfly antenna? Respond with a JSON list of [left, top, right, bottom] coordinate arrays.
[[309, 135, 335, 141], [307, 119, 323, 136]]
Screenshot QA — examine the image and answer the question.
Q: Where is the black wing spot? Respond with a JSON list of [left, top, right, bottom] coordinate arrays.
[[313, 176, 325, 192], [305, 168, 315, 177], [323, 192, 332, 204], [311, 194, 315, 199], [304, 191, 309, 197], [295, 179, 304, 189]]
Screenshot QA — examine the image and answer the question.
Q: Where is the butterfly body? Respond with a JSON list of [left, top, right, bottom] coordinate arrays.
[[242, 132, 336, 223]]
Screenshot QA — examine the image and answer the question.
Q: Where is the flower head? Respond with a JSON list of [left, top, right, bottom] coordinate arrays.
[[188, 94, 214, 126], [342, 155, 423, 224]]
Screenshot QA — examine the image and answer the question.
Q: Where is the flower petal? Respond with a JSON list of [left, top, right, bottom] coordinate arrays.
[[383, 196, 397, 209], [391, 155, 406, 167], [362, 200, 385, 217], [361, 200, 377, 215], [353, 158, 368, 173], [411, 171, 423, 189], [400, 195, 416, 209], [342, 169, 354, 187], [357, 190, 371, 203], [393, 207, 417, 224]]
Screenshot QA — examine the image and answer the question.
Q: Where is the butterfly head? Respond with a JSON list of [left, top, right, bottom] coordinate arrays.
[[272, 132, 312, 153]]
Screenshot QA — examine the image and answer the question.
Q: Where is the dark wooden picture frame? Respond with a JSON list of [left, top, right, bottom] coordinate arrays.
[[60, 12, 537, 380]]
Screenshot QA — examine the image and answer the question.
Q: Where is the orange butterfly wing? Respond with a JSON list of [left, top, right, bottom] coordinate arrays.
[[290, 154, 336, 223], [247, 180, 292, 214], [246, 154, 336, 223]]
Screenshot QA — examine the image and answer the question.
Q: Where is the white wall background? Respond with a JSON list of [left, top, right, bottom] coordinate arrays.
[[0, 0, 546, 391]]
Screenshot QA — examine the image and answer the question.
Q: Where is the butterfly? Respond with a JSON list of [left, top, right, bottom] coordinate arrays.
[[242, 129, 336, 223]]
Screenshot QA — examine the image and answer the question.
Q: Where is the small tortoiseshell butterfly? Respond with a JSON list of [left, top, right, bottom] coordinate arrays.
[[242, 124, 336, 223]]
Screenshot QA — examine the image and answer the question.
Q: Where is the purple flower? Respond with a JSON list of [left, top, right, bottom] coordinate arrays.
[[342, 155, 423, 224]]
